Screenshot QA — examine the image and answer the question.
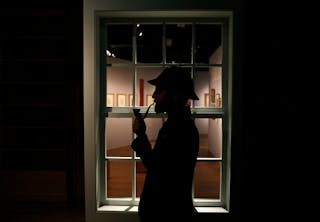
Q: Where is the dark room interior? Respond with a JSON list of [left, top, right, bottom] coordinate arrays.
[[0, 0, 316, 221]]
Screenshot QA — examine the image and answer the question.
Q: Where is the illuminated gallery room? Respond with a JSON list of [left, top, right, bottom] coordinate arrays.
[[102, 23, 227, 201]]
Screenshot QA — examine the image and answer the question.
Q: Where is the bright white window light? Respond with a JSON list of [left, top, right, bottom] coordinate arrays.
[[98, 205, 131, 211]]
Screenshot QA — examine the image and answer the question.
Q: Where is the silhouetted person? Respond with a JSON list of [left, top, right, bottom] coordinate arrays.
[[131, 67, 200, 222]]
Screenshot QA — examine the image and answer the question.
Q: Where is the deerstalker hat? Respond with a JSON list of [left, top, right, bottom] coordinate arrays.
[[148, 66, 199, 100]]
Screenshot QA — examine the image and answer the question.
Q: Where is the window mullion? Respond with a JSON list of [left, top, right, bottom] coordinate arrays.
[[100, 22, 107, 204], [162, 22, 166, 65], [191, 22, 196, 109], [132, 23, 137, 202], [221, 19, 231, 210]]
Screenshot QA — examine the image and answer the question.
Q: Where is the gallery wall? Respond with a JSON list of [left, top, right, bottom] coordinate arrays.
[[105, 46, 223, 156], [209, 46, 222, 157]]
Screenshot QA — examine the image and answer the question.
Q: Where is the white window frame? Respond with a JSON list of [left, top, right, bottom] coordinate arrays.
[[84, 8, 233, 222]]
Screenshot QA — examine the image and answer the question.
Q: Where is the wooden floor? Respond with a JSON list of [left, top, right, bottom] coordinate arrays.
[[107, 134, 215, 158], [106, 134, 221, 199], [106, 160, 221, 199]]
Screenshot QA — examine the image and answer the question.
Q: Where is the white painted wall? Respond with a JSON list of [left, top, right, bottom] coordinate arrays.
[[209, 45, 223, 157]]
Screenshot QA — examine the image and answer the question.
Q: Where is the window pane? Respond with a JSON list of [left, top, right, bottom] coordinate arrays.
[[195, 118, 222, 158], [195, 24, 222, 64], [194, 67, 222, 108], [106, 67, 133, 107], [137, 24, 162, 63], [106, 160, 132, 198], [209, 66, 223, 108], [166, 23, 192, 63], [106, 24, 133, 64], [105, 118, 132, 157], [135, 67, 163, 107], [194, 161, 221, 199], [136, 161, 146, 197]]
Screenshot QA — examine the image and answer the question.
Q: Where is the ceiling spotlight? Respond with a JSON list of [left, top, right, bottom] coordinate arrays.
[[139, 32, 143, 37], [106, 50, 116, 57]]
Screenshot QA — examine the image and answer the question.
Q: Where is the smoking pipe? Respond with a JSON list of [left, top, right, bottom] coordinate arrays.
[[133, 102, 154, 119]]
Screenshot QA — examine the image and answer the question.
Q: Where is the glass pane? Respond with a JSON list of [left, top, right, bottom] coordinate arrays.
[[166, 23, 192, 63], [135, 67, 164, 107], [106, 118, 133, 157], [106, 24, 133, 64], [136, 161, 146, 197], [106, 160, 132, 198], [195, 118, 222, 158], [194, 67, 222, 108], [106, 67, 133, 107], [137, 24, 162, 63], [195, 24, 222, 64], [194, 161, 221, 199]]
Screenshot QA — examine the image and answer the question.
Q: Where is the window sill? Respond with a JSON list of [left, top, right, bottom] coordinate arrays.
[[98, 205, 229, 213]]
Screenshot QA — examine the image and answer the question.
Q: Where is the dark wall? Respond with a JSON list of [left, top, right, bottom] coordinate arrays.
[[235, 1, 316, 220], [0, 0, 84, 208], [0, 0, 315, 221]]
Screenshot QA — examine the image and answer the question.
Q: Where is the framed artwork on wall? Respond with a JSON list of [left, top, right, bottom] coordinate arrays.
[[210, 88, 216, 103], [106, 93, 114, 107], [204, 93, 210, 107], [117, 94, 126, 107], [128, 94, 133, 107], [216, 93, 222, 108]]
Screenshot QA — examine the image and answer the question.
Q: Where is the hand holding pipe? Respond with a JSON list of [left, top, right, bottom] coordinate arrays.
[[132, 103, 154, 136]]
